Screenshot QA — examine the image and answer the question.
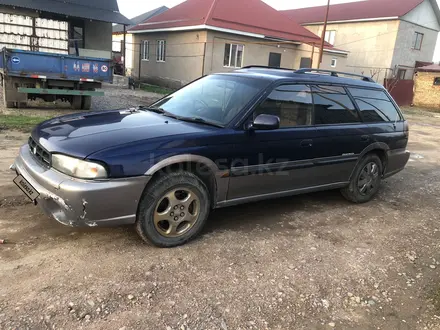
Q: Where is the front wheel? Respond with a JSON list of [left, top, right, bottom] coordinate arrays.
[[341, 154, 383, 203], [136, 171, 210, 247]]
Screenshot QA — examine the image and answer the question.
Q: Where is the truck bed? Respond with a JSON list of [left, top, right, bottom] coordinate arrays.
[[0, 48, 113, 83]]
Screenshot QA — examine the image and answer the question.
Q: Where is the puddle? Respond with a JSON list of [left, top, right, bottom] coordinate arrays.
[[411, 153, 425, 160]]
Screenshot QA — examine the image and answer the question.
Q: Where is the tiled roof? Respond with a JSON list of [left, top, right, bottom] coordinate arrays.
[[129, 0, 324, 44], [417, 64, 440, 72], [281, 0, 427, 24]]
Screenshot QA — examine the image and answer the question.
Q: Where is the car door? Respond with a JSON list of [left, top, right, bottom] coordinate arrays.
[[310, 85, 370, 185], [347, 87, 409, 174], [227, 84, 321, 200]]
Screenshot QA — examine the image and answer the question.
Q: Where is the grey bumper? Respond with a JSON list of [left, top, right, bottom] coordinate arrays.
[[13, 145, 151, 227], [384, 148, 410, 178]]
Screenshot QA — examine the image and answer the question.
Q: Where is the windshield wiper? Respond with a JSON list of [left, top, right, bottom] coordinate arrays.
[[137, 106, 179, 119], [178, 116, 224, 128]]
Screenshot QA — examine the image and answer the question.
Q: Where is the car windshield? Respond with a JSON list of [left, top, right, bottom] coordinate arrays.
[[150, 75, 268, 126]]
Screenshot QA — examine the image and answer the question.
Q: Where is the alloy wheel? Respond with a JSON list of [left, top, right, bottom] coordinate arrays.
[[153, 188, 200, 237]]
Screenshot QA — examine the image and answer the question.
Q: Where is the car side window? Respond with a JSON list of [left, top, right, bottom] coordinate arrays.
[[311, 85, 361, 125], [348, 88, 402, 123], [254, 84, 313, 128]]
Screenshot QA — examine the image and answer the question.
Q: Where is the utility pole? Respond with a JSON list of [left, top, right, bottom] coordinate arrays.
[[122, 24, 127, 76], [318, 0, 331, 69]]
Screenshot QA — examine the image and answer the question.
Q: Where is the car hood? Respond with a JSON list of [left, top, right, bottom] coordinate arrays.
[[32, 109, 216, 159]]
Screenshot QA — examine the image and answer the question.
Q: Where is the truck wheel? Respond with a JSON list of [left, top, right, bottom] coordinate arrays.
[[4, 100, 15, 108], [81, 96, 92, 110], [18, 102, 27, 108], [341, 154, 383, 203], [71, 96, 82, 110], [2, 79, 15, 108], [136, 171, 210, 247]]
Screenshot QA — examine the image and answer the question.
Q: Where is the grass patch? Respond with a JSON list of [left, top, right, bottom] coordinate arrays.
[[0, 115, 52, 132], [140, 84, 174, 95]]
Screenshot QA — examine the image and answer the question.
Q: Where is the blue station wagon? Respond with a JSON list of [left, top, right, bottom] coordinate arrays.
[[11, 67, 410, 247]]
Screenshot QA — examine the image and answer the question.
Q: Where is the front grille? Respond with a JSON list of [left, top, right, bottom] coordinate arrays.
[[28, 137, 51, 167]]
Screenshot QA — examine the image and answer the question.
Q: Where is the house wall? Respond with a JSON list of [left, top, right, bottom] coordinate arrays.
[[132, 31, 207, 88], [304, 20, 401, 83], [294, 43, 349, 71], [205, 31, 298, 74], [391, 21, 439, 79], [413, 71, 440, 108], [205, 31, 348, 74], [131, 30, 348, 87], [401, 0, 440, 31]]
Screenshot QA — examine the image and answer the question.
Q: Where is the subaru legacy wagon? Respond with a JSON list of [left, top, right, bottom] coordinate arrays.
[[11, 67, 410, 247]]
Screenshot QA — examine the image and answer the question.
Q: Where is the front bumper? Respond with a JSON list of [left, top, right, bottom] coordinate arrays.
[[13, 144, 151, 227]]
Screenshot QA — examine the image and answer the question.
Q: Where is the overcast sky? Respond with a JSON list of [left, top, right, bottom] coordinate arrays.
[[117, 0, 440, 61]]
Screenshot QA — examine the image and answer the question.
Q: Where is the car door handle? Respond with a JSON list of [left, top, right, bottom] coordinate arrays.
[[361, 135, 370, 142], [300, 139, 313, 147]]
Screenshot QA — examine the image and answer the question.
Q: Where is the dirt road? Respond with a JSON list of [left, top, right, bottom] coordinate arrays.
[[1, 110, 440, 330]]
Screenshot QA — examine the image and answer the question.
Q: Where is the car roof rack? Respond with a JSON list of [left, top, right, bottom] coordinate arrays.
[[295, 68, 375, 82], [241, 65, 294, 71]]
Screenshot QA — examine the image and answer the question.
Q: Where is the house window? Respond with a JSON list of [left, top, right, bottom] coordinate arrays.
[[224, 43, 244, 68], [434, 77, 440, 86], [156, 40, 166, 62], [398, 69, 407, 80], [412, 32, 424, 50], [331, 58, 337, 68], [325, 30, 336, 45], [142, 41, 149, 60]]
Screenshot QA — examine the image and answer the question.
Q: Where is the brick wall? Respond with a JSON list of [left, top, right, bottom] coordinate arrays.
[[413, 72, 440, 108]]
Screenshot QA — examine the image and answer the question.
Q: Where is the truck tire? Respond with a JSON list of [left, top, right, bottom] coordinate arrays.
[[71, 96, 82, 110], [81, 96, 92, 110], [2, 76, 15, 108]]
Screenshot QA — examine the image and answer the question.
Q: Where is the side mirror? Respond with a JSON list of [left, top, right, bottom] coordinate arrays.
[[249, 114, 280, 130]]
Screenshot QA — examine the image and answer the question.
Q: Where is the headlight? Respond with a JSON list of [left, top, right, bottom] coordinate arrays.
[[52, 154, 107, 179]]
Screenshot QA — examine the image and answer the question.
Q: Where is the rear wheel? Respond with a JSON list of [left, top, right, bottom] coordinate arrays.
[[341, 154, 382, 203], [2, 76, 14, 108], [81, 96, 92, 110], [71, 96, 82, 109], [136, 171, 210, 247]]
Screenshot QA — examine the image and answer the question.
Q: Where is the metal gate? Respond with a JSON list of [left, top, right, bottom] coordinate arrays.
[[384, 79, 414, 106]]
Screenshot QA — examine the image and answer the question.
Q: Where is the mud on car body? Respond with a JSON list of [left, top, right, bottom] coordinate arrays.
[[12, 67, 410, 247]]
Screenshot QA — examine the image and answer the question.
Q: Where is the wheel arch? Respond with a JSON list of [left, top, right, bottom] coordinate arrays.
[[145, 154, 225, 208], [349, 143, 389, 181]]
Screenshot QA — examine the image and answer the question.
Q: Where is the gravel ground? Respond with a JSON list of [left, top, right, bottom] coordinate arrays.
[[1, 105, 440, 330]]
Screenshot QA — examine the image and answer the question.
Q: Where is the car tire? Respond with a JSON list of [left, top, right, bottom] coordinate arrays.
[[341, 153, 383, 203], [135, 171, 211, 247]]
